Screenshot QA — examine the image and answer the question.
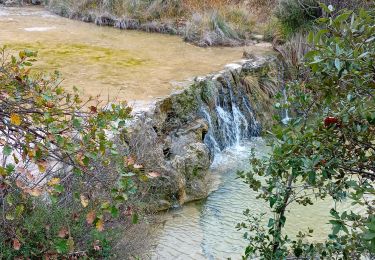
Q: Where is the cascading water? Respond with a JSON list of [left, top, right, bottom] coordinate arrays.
[[200, 73, 261, 156], [281, 87, 291, 125]]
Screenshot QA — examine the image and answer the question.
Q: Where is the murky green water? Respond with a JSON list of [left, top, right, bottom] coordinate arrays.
[[0, 6, 271, 105], [151, 138, 351, 260]]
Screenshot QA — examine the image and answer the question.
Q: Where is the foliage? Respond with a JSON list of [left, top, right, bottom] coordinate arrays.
[[274, 0, 319, 38], [239, 6, 374, 259], [274, 0, 374, 39], [0, 49, 144, 258]]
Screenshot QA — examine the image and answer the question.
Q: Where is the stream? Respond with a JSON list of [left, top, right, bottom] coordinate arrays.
[[0, 6, 352, 260], [0, 6, 270, 106], [150, 138, 342, 260]]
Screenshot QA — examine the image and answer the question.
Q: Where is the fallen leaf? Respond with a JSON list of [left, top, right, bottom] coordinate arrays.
[[93, 240, 101, 251], [58, 227, 68, 238], [15, 179, 26, 189], [10, 113, 21, 126], [13, 239, 21, 250], [37, 160, 48, 173], [96, 219, 104, 232], [48, 178, 60, 186], [133, 164, 143, 169], [147, 171, 161, 178], [124, 206, 133, 216], [80, 195, 89, 208], [86, 211, 96, 224], [89, 106, 97, 113], [26, 170, 34, 181], [16, 167, 26, 174], [27, 187, 43, 197], [125, 156, 135, 166], [76, 153, 85, 167]]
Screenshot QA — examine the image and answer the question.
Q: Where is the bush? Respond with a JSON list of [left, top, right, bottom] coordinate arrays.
[[0, 200, 115, 259], [0, 48, 146, 258], [274, 0, 319, 37], [274, 0, 374, 38], [240, 6, 375, 259]]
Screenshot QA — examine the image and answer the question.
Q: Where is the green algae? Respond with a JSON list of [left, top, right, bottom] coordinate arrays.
[[6, 41, 146, 70]]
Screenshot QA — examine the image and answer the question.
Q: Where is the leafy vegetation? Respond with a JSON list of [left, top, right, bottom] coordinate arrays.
[[239, 6, 374, 259], [0, 48, 146, 258]]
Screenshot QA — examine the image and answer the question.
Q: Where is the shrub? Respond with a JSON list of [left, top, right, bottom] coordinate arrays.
[[0, 48, 146, 258], [274, 0, 319, 37], [274, 0, 374, 38], [239, 6, 375, 259]]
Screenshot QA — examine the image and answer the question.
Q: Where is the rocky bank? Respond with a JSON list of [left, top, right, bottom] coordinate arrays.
[[126, 54, 281, 211]]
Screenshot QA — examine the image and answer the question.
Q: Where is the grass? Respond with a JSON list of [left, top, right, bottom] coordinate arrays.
[[46, 0, 264, 46]]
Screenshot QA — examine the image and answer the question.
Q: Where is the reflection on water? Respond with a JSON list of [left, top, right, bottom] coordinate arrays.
[[0, 6, 271, 104], [151, 138, 342, 260]]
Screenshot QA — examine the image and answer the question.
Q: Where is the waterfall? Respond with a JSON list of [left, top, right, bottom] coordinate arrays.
[[200, 74, 261, 157], [281, 87, 291, 125]]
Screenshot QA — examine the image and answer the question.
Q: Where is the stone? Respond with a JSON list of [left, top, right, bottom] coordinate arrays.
[[125, 55, 282, 211]]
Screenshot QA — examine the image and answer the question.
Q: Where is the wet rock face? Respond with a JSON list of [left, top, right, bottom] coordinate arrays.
[[126, 55, 281, 210]]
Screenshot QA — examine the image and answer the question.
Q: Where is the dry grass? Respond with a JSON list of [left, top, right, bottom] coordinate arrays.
[[47, 0, 262, 46]]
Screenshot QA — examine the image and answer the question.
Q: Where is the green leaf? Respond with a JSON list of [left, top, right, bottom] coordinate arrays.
[[334, 58, 342, 71], [132, 212, 139, 224], [110, 206, 120, 218], [54, 239, 69, 254], [363, 232, 375, 240], [319, 3, 331, 13], [334, 12, 352, 24], [3, 145, 12, 156], [269, 197, 277, 208], [267, 218, 274, 228], [72, 118, 82, 129]]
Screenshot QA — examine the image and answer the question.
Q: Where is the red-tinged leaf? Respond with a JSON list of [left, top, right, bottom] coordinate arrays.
[[58, 227, 68, 238], [13, 239, 21, 250], [124, 206, 133, 216], [86, 211, 96, 225], [324, 117, 341, 128], [15, 179, 26, 189], [89, 106, 98, 113], [26, 187, 43, 197], [125, 156, 135, 166], [26, 170, 34, 181]]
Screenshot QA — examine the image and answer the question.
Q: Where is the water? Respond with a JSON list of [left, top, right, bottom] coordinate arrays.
[[281, 87, 291, 124], [200, 74, 261, 155], [151, 139, 340, 259], [0, 6, 271, 104]]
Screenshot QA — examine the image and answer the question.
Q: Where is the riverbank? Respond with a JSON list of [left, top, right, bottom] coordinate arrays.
[[5, 0, 276, 47]]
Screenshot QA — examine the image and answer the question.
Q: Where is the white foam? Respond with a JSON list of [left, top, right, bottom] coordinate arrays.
[[23, 26, 56, 32]]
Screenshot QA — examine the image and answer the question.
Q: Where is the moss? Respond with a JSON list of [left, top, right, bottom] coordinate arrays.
[[200, 80, 215, 106], [172, 89, 199, 121]]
